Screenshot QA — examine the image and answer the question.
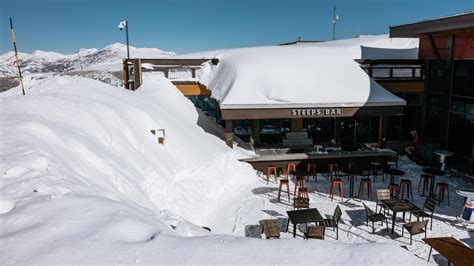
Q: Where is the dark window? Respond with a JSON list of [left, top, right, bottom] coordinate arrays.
[[303, 118, 334, 142], [427, 93, 445, 108], [259, 119, 290, 144], [428, 61, 450, 93], [448, 113, 473, 158], [233, 120, 251, 142], [425, 107, 442, 141], [453, 60, 474, 97], [403, 93, 422, 105]]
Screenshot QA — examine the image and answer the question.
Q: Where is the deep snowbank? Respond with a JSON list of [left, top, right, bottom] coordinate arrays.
[[0, 75, 255, 228], [0, 75, 426, 264]]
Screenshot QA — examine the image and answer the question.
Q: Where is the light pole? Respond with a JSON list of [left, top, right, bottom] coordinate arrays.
[[118, 20, 130, 59], [332, 6, 339, 40]]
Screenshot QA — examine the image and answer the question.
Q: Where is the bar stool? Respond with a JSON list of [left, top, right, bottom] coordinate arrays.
[[293, 175, 307, 198], [307, 163, 317, 181], [278, 179, 290, 203], [417, 174, 432, 195], [348, 162, 357, 171], [266, 165, 278, 184], [400, 179, 413, 200], [388, 183, 400, 199], [358, 178, 372, 200], [370, 161, 382, 182], [329, 178, 343, 201], [328, 163, 339, 180], [286, 163, 296, 176], [435, 182, 450, 205]]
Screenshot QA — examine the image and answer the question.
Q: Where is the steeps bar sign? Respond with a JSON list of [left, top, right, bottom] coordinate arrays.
[[291, 108, 342, 116]]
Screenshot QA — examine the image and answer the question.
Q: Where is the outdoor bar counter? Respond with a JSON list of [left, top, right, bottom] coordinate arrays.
[[241, 148, 397, 173]]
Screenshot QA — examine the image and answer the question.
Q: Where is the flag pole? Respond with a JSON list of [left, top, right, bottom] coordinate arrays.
[[10, 17, 26, 96]]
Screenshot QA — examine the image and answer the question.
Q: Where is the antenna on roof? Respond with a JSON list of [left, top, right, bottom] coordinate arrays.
[[332, 6, 339, 40]]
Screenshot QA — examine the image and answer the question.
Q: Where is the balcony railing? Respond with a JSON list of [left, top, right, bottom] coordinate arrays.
[[356, 59, 424, 81]]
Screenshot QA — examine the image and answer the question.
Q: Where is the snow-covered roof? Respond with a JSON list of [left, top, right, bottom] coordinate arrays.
[[189, 35, 416, 110]]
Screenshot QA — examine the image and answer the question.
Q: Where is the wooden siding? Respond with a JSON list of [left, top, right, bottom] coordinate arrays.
[[419, 29, 474, 59], [378, 80, 425, 93], [175, 84, 211, 96]]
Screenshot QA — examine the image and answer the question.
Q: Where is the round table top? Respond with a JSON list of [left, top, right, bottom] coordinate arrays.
[[382, 168, 405, 176], [422, 168, 446, 176], [291, 170, 311, 177], [434, 150, 454, 157]]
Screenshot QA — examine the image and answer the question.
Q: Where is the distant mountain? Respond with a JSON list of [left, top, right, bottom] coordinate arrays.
[[0, 43, 176, 76]]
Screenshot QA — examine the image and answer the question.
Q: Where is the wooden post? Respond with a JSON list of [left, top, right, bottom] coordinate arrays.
[[291, 118, 303, 132], [224, 120, 234, 148], [133, 59, 141, 90], [123, 59, 129, 89], [252, 120, 260, 147]]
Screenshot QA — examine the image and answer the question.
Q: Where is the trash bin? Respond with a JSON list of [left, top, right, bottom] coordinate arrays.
[[462, 197, 473, 222]]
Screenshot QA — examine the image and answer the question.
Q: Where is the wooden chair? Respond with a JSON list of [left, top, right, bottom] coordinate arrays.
[[321, 205, 342, 240], [375, 189, 390, 213], [305, 226, 325, 240], [363, 203, 389, 234], [410, 197, 437, 230], [402, 219, 428, 245], [294, 197, 310, 210]]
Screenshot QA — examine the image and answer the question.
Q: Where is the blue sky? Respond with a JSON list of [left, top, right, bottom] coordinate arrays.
[[1, 0, 473, 54]]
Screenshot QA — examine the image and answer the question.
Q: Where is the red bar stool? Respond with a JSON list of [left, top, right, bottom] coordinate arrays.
[[329, 178, 343, 201], [435, 182, 450, 205], [328, 163, 339, 179], [388, 183, 400, 199], [307, 163, 317, 181], [417, 174, 432, 195], [266, 165, 278, 184], [278, 179, 290, 203], [286, 163, 296, 176], [358, 178, 372, 200], [400, 179, 413, 200]]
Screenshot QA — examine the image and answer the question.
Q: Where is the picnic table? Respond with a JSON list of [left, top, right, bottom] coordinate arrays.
[[423, 237, 474, 266], [286, 208, 323, 238], [382, 168, 405, 184], [381, 199, 421, 235]]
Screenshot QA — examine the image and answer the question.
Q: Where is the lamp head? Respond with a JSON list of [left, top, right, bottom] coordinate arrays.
[[118, 20, 127, 31]]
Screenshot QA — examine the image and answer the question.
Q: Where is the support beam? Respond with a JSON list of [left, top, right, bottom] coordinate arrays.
[[291, 118, 303, 132], [378, 116, 387, 147], [334, 118, 341, 143], [252, 120, 260, 147], [224, 120, 234, 148]]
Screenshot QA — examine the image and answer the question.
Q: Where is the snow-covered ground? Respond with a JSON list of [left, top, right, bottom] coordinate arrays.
[[0, 74, 458, 264]]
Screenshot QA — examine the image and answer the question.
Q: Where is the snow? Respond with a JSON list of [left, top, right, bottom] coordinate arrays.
[[0, 74, 438, 264], [0, 43, 175, 76], [173, 35, 416, 109], [196, 46, 406, 109]]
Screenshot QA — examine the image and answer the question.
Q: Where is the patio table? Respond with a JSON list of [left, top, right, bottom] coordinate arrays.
[[286, 208, 323, 238], [422, 168, 446, 197], [382, 168, 405, 184], [343, 169, 364, 201], [434, 150, 454, 171], [423, 237, 474, 266], [381, 199, 421, 235]]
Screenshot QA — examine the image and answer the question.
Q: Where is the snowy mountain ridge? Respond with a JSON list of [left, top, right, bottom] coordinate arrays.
[[0, 43, 175, 76]]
